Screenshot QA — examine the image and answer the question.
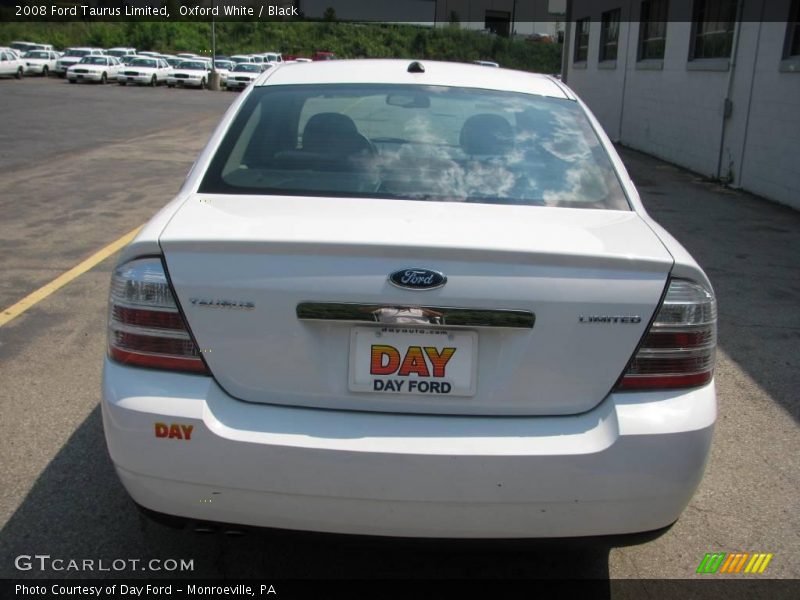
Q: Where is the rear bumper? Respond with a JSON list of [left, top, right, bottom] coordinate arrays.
[[102, 358, 715, 538]]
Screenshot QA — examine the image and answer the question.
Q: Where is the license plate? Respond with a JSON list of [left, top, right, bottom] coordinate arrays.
[[349, 326, 477, 396]]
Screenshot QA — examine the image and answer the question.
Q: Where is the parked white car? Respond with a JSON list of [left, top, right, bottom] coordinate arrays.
[[117, 57, 171, 86], [225, 63, 266, 91], [0, 50, 25, 79], [102, 59, 717, 539], [213, 60, 235, 86], [0, 47, 22, 60], [67, 55, 122, 84], [105, 47, 137, 60], [22, 50, 59, 76], [230, 54, 256, 65], [167, 59, 213, 88], [162, 55, 183, 68], [55, 48, 104, 76], [262, 52, 283, 64], [10, 41, 54, 56]]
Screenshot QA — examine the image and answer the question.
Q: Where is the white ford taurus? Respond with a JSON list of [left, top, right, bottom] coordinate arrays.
[[67, 55, 121, 84], [23, 50, 59, 76], [117, 56, 171, 86], [166, 59, 212, 88], [102, 60, 717, 538]]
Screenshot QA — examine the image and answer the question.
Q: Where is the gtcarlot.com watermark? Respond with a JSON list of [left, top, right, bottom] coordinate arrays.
[[14, 554, 194, 573]]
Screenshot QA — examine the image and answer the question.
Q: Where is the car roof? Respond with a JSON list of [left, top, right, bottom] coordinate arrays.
[[257, 59, 569, 99]]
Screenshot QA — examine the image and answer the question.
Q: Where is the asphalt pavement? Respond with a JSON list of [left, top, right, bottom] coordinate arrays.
[[0, 76, 797, 587]]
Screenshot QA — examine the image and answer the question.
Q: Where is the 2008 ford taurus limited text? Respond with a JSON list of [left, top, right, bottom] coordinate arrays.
[[101, 59, 717, 538]]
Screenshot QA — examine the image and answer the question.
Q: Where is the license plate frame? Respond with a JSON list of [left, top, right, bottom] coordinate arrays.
[[348, 326, 478, 397]]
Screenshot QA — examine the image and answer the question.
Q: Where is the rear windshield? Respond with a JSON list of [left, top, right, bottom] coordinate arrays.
[[200, 84, 629, 210]]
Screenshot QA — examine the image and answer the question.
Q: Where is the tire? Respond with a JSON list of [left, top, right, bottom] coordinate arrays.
[[118, 81, 126, 86], [167, 83, 174, 88], [68, 79, 76, 84], [42, 66, 48, 77], [15, 67, 23, 80], [101, 72, 107, 85], [200, 78, 206, 90], [150, 75, 157, 87]]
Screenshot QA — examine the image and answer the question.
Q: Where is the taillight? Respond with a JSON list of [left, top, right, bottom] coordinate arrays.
[[108, 257, 208, 374], [616, 278, 716, 390]]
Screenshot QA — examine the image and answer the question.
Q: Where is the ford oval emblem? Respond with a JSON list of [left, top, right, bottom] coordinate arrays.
[[388, 268, 447, 291]]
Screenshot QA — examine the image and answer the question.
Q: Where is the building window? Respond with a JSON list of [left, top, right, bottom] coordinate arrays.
[[484, 10, 511, 37], [600, 9, 621, 61], [785, 0, 800, 57], [691, 0, 737, 60], [638, 0, 669, 60], [574, 18, 590, 62]]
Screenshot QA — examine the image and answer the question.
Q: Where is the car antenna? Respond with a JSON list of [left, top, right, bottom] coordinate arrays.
[[407, 61, 425, 73]]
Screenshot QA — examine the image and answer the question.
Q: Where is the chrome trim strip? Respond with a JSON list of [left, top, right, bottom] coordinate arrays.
[[296, 302, 534, 329]]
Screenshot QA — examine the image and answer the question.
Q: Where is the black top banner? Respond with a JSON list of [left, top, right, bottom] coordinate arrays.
[[0, 0, 795, 23]]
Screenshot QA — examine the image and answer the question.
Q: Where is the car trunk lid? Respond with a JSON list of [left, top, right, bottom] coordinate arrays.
[[159, 194, 673, 415]]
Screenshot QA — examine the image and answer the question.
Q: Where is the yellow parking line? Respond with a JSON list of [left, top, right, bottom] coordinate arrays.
[[0, 225, 142, 328]]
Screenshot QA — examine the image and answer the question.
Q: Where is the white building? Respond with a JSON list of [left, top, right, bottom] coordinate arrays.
[[296, 0, 567, 37], [563, 0, 800, 210]]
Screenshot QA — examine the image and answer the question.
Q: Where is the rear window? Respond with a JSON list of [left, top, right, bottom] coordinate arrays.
[[200, 84, 629, 210]]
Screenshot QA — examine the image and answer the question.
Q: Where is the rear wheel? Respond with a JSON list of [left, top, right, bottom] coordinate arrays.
[[15, 67, 23, 79], [101, 72, 107, 85], [200, 77, 206, 90], [118, 81, 126, 86], [150, 74, 157, 87], [68, 79, 76, 84], [42, 66, 48, 77]]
